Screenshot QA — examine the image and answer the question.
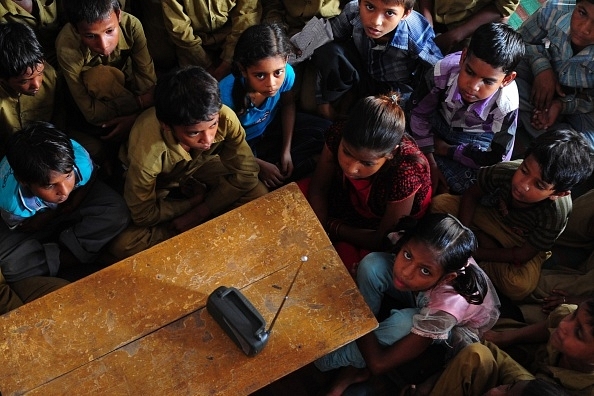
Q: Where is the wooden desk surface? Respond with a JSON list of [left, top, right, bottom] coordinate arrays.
[[0, 183, 378, 395]]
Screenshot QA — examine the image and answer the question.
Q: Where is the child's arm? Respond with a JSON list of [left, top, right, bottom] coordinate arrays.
[[279, 90, 296, 179], [483, 320, 549, 348], [356, 331, 433, 375], [458, 182, 484, 226], [433, 3, 508, 54], [417, 0, 434, 26], [517, 6, 564, 111]]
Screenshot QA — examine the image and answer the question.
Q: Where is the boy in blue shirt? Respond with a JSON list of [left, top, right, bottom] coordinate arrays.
[[410, 22, 525, 195], [0, 122, 129, 284], [515, 0, 594, 147], [311, 0, 443, 119]]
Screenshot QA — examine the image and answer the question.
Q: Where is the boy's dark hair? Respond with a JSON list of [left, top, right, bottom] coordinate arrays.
[[524, 128, 594, 192], [231, 23, 295, 116], [394, 213, 488, 304], [64, 0, 120, 26], [467, 22, 525, 75], [6, 122, 74, 186], [376, 0, 416, 12], [0, 22, 44, 80], [155, 66, 222, 126]]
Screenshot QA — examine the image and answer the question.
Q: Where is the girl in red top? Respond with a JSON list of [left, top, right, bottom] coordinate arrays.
[[302, 92, 432, 273]]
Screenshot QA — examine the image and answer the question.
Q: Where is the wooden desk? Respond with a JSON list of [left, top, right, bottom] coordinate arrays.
[[0, 183, 378, 395]]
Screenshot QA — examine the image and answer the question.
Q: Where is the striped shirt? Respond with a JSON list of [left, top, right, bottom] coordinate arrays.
[[518, 0, 594, 115], [330, 0, 442, 89], [478, 160, 571, 251]]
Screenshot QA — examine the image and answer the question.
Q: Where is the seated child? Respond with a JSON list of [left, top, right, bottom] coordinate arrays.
[[302, 92, 432, 272], [431, 128, 594, 302], [219, 23, 330, 189], [56, 0, 156, 141], [109, 66, 268, 259], [515, 0, 594, 147], [0, 122, 129, 283], [310, 0, 443, 120], [410, 22, 525, 195], [417, 0, 520, 54], [315, 213, 500, 395], [160, 0, 262, 81], [0, 21, 56, 158], [0, 0, 62, 67]]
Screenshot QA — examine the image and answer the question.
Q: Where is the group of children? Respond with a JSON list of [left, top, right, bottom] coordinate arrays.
[[2, 0, 594, 395]]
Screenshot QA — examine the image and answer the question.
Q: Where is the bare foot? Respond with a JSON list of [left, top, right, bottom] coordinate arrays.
[[325, 366, 370, 396]]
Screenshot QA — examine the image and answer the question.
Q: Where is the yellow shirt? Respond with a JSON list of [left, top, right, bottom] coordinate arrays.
[[433, 0, 519, 26], [263, 0, 342, 36], [121, 105, 260, 226], [161, 0, 262, 67], [55, 11, 156, 125]]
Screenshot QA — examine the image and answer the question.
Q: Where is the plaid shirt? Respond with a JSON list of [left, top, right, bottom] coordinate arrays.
[[518, 0, 594, 115], [330, 0, 442, 89], [410, 52, 518, 169]]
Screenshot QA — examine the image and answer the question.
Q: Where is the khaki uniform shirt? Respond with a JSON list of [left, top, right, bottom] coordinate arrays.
[[161, 0, 261, 67], [121, 105, 260, 227], [55, 11, 156, 125], [263, 0, 342, 35], [433, 0, 519, 26], [0, 61, 56, 157], [0, 0, 61, 65]]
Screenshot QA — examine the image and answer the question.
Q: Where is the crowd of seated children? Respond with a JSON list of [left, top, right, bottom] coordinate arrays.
[[2, 0, 594, 394], [410, 22, 524, 195]]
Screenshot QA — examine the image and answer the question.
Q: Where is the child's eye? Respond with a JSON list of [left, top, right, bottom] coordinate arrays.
[[106, 29, 115, 35], [365, 4, 374, 11], [403, 251, 412, 260], [255, 73, 265, 80], [386, 10, 395, 17], [274, 69, 284, 77], [361, 161, 376, 167], [420, 267, 431, 276], [483, 80, 495, 86]]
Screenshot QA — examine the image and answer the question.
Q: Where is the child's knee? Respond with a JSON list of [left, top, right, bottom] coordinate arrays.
[[357, 252, 393, 284]]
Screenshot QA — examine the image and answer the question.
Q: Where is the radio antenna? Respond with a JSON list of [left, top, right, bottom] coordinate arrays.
[[266, 255, 308, 334]]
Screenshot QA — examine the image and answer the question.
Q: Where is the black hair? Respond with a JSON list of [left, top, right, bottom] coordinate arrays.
[[64, 0, 120, 26], [0, 22, 44, 80], [155, 66, 222, 127], [522, 378, 569, 396], [374, 0, 416, 12], [466, 22, 525, 75], [6, 122, 75, 185], [231, 23, 295, 116], [393, 213, 487, 304], [524, 128, 594, 192], [342, 92, 407, 156]]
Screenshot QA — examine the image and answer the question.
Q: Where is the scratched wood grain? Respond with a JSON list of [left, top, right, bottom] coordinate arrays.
[[0, 183, 378, 395]]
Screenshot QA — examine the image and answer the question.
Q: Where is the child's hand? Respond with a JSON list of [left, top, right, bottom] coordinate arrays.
[[101, 114, 138, 141], [170, 203, 211, 234], [531, 69, 564, 111], [531, 100, 561, 130], [258, 160, 286, 189], [483, 329, 515, 348], [542, 289, 583, 313], [279, 151, 294, 179], [434, 29, 464, 55]]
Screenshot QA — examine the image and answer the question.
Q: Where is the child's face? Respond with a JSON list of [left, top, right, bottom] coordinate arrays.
[[25, 169, 76, 204], [510, 155, 569, 206], [549, 304, 594, 366], [457, 49, 516, 104], [165, 113, 219, 152], [241, 56, 287, 98], [358, 0, 411, 42], [75, 9, 121, 57], [2, 63, 45, 96], [337, 139, 393, 180], [392, 239, 453, 292], [570, 1, 594, 51]]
